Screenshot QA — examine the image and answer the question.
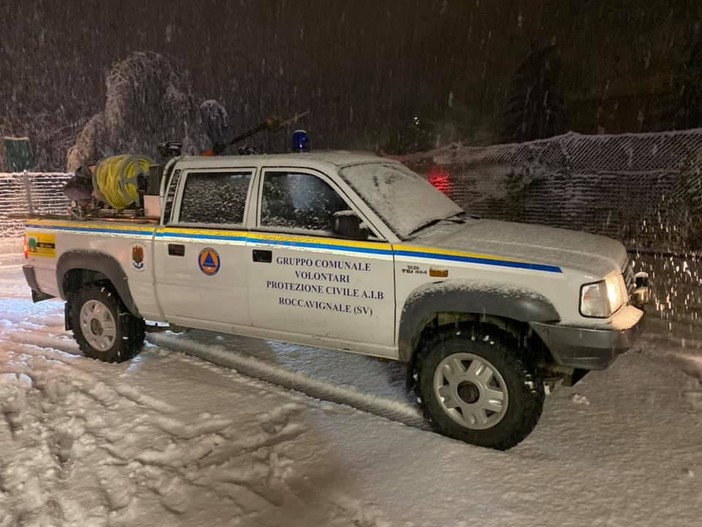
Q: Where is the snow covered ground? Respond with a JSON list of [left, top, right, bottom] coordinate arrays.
[[1, 240, 701, 527]]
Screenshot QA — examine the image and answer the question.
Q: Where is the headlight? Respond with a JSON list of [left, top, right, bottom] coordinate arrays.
[[580, 273, 627, 318]]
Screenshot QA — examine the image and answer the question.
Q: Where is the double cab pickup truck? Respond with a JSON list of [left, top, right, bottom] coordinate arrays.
[[23, 152, 649, 449]]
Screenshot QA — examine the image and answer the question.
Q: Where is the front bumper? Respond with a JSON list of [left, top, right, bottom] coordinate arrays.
[[530, 305, 645, 370]]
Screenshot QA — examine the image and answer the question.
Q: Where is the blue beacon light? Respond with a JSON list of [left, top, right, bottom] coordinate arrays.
[[292, 129, 310, 153]]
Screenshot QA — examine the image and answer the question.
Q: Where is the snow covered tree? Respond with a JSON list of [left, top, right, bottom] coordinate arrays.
[[661, 24, 702, 249], [381, 116, 435, 155], [502, 44, 568, 143], [199, 99, 232, 148], [668, 23, 702, 130], [67, 52, 207, 170]]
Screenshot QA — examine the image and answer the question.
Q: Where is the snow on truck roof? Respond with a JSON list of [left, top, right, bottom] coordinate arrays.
[[176, 151, 394, 170]]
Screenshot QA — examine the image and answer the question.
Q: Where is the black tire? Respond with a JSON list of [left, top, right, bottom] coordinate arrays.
[[69, 283, 145, 363], [415, 324, 544, 450]]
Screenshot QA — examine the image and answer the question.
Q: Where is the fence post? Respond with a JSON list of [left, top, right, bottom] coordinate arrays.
[[22, 170, 34, 216]]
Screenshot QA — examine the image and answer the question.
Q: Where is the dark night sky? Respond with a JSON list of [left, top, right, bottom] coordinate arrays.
[[1, 0, 701, 168]]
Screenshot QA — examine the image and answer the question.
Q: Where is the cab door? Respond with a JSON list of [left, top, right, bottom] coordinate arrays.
[[154, 168, 253, 329], [246, 168, 396, 352]]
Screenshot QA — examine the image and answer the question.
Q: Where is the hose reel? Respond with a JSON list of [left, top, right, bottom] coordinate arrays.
[[92, 154, 154, 209]]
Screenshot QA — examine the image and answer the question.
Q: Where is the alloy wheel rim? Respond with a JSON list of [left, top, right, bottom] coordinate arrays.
[[433, 352, 509, 430], [79, 300, 117, 352]]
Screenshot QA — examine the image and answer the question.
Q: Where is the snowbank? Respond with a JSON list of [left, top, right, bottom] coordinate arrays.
[[1, 259, 701, 526], [0, 237, 22, 255]]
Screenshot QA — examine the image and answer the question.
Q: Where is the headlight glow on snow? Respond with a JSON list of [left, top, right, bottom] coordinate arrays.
[[580, 273, 626, 318], [605, 272, 627, 314]]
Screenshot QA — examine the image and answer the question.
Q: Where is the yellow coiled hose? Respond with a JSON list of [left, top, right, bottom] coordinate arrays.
[[93, 154, 154, 209]]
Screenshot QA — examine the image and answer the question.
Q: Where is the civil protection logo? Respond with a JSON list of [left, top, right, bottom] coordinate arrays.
[[199, 247, 221, 276]]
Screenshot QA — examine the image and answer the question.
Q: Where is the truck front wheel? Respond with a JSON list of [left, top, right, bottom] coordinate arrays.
[[416, 325, 544, 450], [69, 284, 145, 362]]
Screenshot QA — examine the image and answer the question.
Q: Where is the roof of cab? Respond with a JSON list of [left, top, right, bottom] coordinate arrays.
[[175, 151, 394, 171]]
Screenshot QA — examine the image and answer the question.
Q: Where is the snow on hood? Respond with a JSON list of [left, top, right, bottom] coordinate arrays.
[[413, 219, 628, 277]]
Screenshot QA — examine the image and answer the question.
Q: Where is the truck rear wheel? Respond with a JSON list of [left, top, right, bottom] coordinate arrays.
[[416, 325, 544, 450], [70, 284, 145, 362]]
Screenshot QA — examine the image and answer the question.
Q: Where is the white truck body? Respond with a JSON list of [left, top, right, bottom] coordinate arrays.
[[22, 152, 648, 449]]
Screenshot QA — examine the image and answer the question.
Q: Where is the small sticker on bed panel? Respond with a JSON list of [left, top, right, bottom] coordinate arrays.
[[131, 244, 146, 271], [26, 232, 56, 258]]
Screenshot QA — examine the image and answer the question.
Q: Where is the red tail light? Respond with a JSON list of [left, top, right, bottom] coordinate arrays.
[[428, 166, 452, 195]]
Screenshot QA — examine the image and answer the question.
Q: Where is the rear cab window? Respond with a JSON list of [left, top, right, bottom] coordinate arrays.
[[176, 171, 253, 226]]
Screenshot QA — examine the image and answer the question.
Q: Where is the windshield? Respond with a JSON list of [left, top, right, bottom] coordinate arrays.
[[339, 162, 464, 239]]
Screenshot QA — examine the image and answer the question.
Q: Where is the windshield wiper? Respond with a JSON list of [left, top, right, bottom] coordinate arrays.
[[407, 212, 471, 237], [447, 211, 467, 222], [450, 211, 480, 221], [407, 218, 445, 237]]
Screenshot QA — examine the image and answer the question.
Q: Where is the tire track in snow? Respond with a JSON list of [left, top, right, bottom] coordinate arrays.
[[0, 333, 177, 414], [0, 331, 80, 356], [1, 329, 430, 429], [147, 333, 430, 431], [0, 338, 331, 524]]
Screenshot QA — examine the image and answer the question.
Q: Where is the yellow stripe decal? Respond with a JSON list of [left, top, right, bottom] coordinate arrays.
[[24, 221, 561, 273]]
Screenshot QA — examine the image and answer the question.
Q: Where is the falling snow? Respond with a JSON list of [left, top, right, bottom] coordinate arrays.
[[1, 243, 702, 526], [2, 2, 702, 525]]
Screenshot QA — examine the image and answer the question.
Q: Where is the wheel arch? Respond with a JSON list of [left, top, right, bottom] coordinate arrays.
[[57, 250, 139, 317], [398, 280, 560, 365]]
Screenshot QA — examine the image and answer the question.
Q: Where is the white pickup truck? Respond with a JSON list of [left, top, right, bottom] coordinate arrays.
[[23, 152, 649, 449]]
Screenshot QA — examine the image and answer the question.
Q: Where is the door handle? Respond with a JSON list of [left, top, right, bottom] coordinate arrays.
[[252, 249, 272, 263], [168, 244, 185, 256]]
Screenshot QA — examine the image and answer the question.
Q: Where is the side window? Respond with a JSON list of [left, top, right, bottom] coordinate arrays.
[[261, 171, 348, 232], [179, 171, 251, 225]]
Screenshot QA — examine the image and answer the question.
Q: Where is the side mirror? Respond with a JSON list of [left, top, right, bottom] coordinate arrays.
[[333, 210, 369, 240]]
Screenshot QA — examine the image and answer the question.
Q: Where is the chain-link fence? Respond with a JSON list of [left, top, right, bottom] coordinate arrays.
[[2, 131, 700, 330], [400, 129, 702, 253], [398, 129, 702, 331], [0, 172, 71, 237], [6, 129, 702, 247]]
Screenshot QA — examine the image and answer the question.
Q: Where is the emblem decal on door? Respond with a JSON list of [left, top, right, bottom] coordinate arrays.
[[198, 248, 221, 276], [131, 243, 145, 271]]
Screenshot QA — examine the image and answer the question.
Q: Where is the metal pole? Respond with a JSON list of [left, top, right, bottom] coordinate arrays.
[[22, 170, 34, 216]]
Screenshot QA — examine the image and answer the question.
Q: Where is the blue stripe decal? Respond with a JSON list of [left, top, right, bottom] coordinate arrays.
[[394, 250, 562, 273], [26, 224, 153, 237], [26, 223, 562, 273], [247, 237, 392, 256], [155, 231, 248, 243]]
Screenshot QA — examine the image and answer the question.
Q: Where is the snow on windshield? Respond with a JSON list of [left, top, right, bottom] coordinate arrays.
[[339, 162, 463, 239]]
